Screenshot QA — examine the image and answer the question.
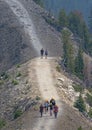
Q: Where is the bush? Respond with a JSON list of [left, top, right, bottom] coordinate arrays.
[[36, 96, 41, 100], [86, 93, 92, 107], [14, 109, 23, 119], [73, 84, 83, 93], [88, 108, 92, 118], [16, 64, 20, 68], [0, 80, 4, 85], [74, 94, 86, 112], [12, 80, 19, 85], [78, 126, 82, 130], [16, 72, 22, 77], [0, 119, 6, 129], [1, 72, 9, 80], [56, 66, 61, 72]]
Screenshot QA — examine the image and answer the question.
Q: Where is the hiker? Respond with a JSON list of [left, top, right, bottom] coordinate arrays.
[[45, 49, 48, 59], [40, 48, 44, 58], [49, 102, 53, 116], [53, 104, 58, 118], [50, 98, 56, 106], [39, 104, 44, 117], [44, 100, 49, 113]]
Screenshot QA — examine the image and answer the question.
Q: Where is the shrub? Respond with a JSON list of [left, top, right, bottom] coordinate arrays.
[[12, 80, 19, 85], [36, 96, 41, 100], [74, 94, 86, 112], [88, 108, 92, 118], [73, 84, 83, 93], [0, 80, 4, 85], [16, 72, 22, 77], [86, 93, 92, 107], [1, 72, 9, 80], [78, 126, 82, 130], [14, 109, 23, 119], [16, 64, 20, 68], [0, 119, 6, 129], [56, 66, 61, 72]]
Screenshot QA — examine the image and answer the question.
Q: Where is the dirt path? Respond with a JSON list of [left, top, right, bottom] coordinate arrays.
[[28, 57, 62, 130]]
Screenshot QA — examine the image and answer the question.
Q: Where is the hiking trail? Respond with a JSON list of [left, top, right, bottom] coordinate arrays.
[[28, 57, 62, 130]]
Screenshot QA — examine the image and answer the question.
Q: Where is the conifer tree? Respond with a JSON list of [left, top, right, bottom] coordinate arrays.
[[62, 29, 74, 73], [58, 9, 68, 28], [74, 94, 86, 112], [74, 48, 84, 79]]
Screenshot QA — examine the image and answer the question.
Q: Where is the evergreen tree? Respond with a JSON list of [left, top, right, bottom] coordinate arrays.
[[74, 48, 84, 79], [68, 11, 90, 50], [74, 94, 86, 112], [62, 29, 74, 73], [58, 9, 68, 28]]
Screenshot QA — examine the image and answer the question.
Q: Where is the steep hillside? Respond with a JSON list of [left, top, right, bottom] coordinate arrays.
[[0, 0, 62, 73], [1, 58, 92, 130], [0, 1, 38, 73]]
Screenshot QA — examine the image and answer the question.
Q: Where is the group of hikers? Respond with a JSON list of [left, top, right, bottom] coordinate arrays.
[[40, 48, 48, 59], [39, 98, 59, 118]]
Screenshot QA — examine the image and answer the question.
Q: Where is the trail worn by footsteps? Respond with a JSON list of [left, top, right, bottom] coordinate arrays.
[[28, 57, 62, 130]]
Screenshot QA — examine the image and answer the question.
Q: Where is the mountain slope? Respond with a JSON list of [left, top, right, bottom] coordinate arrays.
[[0, 0, 62, 73], [2, 58, 92, 130]]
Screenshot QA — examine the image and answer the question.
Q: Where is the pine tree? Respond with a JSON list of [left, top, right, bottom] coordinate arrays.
[[74, 94, 86, 112], [58, 9, 68, 28], [74, 48, 84, 79], [62, 29, 74, 73]]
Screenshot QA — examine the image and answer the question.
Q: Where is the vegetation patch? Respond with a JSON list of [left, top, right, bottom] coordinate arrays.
[[0, 80, 4, 85], [56, 66, 61, 72], [88, 108, 92, 118], [86, 93, 92, 107], [16, 64, 20, 68], [74, 94, 86, 112], [0, 72, 9, 80], [77, 126, 82, 130], [16, 72, 22, 77], [0, 119, 6, 129], [73, 84, 83, 93], [12, 79, 19, 85], [36, 96, 41, 100], [14, 109, 23, 119]]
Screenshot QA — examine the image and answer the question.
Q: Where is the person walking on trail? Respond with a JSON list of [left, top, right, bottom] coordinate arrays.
[[45, 49, 48, 59], [53, 104, 58, 118], [49, 103, 53, 116], [44, 100, 49, 113], [39, 104, 44, 117], [50, 98, 56, 106], [40, 48, 44, 58]]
